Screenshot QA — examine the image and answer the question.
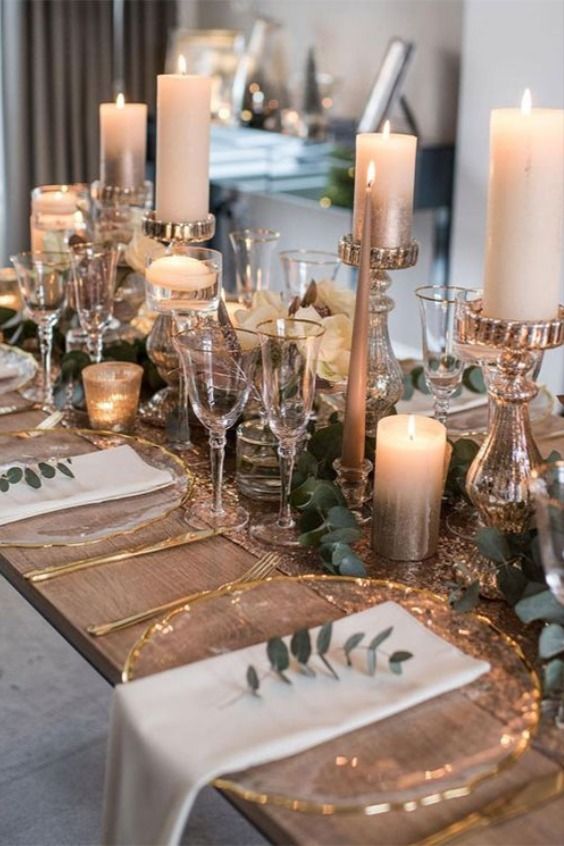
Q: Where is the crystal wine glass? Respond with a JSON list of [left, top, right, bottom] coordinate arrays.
[[279, 250, 340, 300], [229, 228, 280, 306], [70, 242, 119, 362], [174, 323, 258, 530], [416, 286, 481, 426], [10, 251, 71, 409], [529, 461, 564, 605], [252, 317, 325, 547]]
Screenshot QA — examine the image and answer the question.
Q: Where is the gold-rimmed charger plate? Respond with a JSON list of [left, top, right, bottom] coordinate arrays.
[[0, 428, 193, 547], [0, 344, 38, 396], [123, 575, 539, 816]]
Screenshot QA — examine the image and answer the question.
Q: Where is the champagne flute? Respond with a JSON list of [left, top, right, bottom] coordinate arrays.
[[70, 242, 119, 362], [252, 318, 325, 547]]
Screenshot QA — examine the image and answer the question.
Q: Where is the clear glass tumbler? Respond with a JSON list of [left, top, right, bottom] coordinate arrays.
[[229, 228, 280, 306], [10, 251, 71, 408], [70, 243, 119, 362], [251, 317, 325, 547], [279, 249, 340, 300], [529, 461, 564, 605]]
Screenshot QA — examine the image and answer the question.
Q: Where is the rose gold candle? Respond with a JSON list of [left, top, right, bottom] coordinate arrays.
[[83, 362, 143, 433]]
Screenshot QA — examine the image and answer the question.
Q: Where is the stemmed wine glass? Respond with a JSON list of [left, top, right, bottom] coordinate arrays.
[[174, 323, 258, 530], [70, 242, 119, 362], [416, 286, 482, 426], [529, 461, 564, 605], [10, 251, 71, 409], [252, 317, 325, 547]]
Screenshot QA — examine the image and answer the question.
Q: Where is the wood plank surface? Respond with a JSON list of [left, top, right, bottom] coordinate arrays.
[[1, 400, 563, 845]]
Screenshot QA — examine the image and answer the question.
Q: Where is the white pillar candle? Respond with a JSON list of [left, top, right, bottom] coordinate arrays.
[[372, 414, 446, 560], [483, 91, 564, 321], [145, 255, 214, 292], [155, 58, 212, 223], [352, 123, 417, 247], [100, 94, 148, 189]]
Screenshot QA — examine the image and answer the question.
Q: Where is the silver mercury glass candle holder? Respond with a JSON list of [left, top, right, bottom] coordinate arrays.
[[139, 211, 217, 449], [455, 298, 564, 534], [338, 235, 419, 435]]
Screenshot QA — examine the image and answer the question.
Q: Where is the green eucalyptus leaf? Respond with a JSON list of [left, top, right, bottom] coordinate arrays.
[[343, 632, 364, 666], [289, 477, 318, 509], [291, 451, 318, 489], [290, 629, 312, 665], [539, 624, 564, 660], [497, 565, 528, 606], [246, 664, 260, 695], [543, 658, 564, 695], [307, 422, 343, 462], [545, 450, 562, 465], [298, 509, 326, 533], [452, 438, 480, 465], [402, 374, 414, 401], [475, 527, 512, 564], [298, 525, 329, 548], [24, 468, 41, 489], [369, 627, 394, 651], [56, 462, 75, 479], [463, 366, 486, 394], [337, 554, 366, 577], [307, 481, 344, 512], [320, 527, 362, 544], [319, 544, 335, 565], [326, 506, 358, 529], [412, 366, 431, 394], [266, 637, 290, 672], [449, 581, 480, 613], [515, 590, 564, 625], [316, 622, 333, 656], [0, 478, 9, 493], [38, 462, 56, 479], [389, 650, 413, 675], [319, 653, 339, 680], [6, 467, 23, 484]]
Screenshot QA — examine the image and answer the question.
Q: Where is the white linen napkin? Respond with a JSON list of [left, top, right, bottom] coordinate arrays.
[[0, 444, 174, 526], [102, 601, 490, 846]]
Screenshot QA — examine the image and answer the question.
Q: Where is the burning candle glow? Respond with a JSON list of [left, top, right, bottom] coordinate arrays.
[[83, 362, 143, 433]]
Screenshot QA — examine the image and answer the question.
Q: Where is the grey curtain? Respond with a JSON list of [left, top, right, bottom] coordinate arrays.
[[0, 0, 176, 262]]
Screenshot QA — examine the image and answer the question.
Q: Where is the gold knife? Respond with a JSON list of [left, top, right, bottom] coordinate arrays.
[[25, 527, 225, 583], [415, 769, 564, 846]]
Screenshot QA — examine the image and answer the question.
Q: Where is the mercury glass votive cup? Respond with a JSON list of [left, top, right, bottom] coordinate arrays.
[[83, 362, 143, 433], [229, 228, 280, 306], [279, 250, 340, 300], [529, 461, 564, 605]]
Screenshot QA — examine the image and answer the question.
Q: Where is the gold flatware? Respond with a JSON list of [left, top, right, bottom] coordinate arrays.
[[87, 550, 281, 637], [415, 769, 564, 846], [0, 402, 38, 417], [25, 527, 225, 583]]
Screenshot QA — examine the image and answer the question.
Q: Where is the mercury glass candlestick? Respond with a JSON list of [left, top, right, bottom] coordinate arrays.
[[338, 236, 418, 435], [83, 362, 143, 432], [455, 297, 564, 534]]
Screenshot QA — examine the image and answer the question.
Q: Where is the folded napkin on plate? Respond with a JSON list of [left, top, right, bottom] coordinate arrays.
[[0, 444, 174, 526], [102, 601, 490, 846]]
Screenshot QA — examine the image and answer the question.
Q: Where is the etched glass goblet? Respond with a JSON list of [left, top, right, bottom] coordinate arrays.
[[229, 228, 280, 305], [174, 324, 258, 530], [10, 251, 71, 409], [70, 242, 119, 362], [251, 317, 325, 547], [416, 286, 481, 426], [529, 461, 564, 605]]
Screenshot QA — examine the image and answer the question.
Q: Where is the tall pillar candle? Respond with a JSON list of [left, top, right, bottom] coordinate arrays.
[[372, 414, 446, 560], [483, 93, 564, 321], [352, 123, 417, 247], [156, 60, 212, 222], [100, 95, 148, 189], [341, 162, 375, 469]]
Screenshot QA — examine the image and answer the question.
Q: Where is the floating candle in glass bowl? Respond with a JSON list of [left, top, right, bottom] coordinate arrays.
[[372, 414, 447, 561], [145, 247, 222, 315], [83, 362, 143, 433], [30, 184, 89, 252]]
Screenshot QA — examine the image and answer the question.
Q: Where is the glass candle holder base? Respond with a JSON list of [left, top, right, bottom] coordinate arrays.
[[185, 499, 248, 532], [333, 457, 373, 519], [251, 515, 302, 548]]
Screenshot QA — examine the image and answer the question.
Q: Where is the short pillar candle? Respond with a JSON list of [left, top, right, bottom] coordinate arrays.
[[372, 414, 447, 560]]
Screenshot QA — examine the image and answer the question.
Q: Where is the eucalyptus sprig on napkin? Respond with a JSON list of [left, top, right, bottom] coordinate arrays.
[[0, 457, 74, 494]]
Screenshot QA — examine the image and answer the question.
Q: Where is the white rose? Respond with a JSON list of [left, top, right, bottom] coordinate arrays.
[[232, 291, 287, 339], [293, 308, 351, 383], [315, 280, 355, 320], [124, 231, 166, 274]]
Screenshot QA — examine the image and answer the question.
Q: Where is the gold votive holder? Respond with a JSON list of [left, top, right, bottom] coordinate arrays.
[[83, 362, 143, 433], [333, 457, 373, 516]]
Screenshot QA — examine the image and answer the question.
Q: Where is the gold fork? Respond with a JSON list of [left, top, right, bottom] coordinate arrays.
[[86, 550, 281, 637]]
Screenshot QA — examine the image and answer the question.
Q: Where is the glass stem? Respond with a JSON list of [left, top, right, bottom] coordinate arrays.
[[433, 394, 450, 427], [209, 432, 227, 516], [277, 443, 296, 530], [38, 320, 54, 408], [177, 370, 192, 446], [88, 331, 104, 364]]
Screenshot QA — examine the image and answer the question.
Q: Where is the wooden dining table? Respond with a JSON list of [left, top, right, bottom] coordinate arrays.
[[1, 401, 564, 846]]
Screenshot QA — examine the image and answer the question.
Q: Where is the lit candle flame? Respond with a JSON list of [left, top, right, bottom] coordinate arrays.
[[383, 119, 391, 138], [367, 160, 376, 188], [521, 88, 532, 115], [407, 414, 416, 441], [116, 92, 125, 109], [177, 54, 187, 75]]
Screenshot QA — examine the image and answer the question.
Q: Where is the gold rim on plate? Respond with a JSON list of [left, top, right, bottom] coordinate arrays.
[[122, 573, 540, 816], [0, 428, 195, 548]]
